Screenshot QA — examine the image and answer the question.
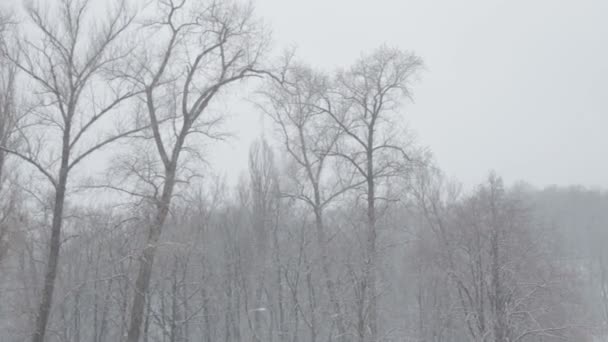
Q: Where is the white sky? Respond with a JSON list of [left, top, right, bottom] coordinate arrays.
[[5, 0, 608, 190], [247, 0, 608, 189]]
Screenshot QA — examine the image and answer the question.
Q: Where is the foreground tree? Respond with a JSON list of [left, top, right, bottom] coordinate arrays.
[[122, 1, 269, 340], [0, 1, 138, 340]]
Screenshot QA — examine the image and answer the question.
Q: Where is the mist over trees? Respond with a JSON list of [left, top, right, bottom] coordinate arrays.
[[0, 1, 605, 341]]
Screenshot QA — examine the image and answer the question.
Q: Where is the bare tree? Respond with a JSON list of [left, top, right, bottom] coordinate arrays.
[[249, 139, 279, 257], [247, 138, 281, 341], [0, 3, 599, 341], [0, 1, 139, 340], [0, 10, 17, 184], [319, 46, 423, 342], [122, 1, 269, 340], [0, 10, 19, 263], [414, 171, 578, 342], [259, 62, 362, 341]]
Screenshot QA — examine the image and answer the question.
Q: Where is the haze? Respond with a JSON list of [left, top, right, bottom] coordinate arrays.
[[260, 0, 608, 188], [0, 1, 607, 341]]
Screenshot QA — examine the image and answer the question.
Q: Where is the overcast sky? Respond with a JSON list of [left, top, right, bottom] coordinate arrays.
[[6, 0, 608, 190], [239, 0, 607, 189]]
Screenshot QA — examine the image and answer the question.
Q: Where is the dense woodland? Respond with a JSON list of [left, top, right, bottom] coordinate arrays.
[[0, 1, 606, 341]]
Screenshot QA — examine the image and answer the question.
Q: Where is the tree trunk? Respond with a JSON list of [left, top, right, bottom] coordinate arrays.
[[490, 186, 508, 342], [313, 208, 347, 341], [32, 130, 70, 342], [127, 168, 175, 342]]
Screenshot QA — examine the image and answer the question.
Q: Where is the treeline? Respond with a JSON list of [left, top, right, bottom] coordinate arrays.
[[0, 1, 605, 342]]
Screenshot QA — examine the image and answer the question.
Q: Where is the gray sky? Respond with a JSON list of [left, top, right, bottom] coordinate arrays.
[[239, 0, 607, 189], [6, 0, 608, 190]]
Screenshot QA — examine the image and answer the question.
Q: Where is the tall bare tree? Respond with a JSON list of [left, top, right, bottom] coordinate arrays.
[[320, 46, 422, 342], [0, 1, 139, 340], [247, 138, 281, 341], [122, 1, 269, 340], [259, 63, 362, 341]]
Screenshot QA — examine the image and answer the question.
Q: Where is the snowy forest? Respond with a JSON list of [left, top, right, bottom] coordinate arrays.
[[0, 0, 606, 341]]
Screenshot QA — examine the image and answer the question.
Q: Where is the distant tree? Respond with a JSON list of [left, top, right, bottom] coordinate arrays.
[[0, 9, 19, 264], [247, 139, 281, 341], [415, 172, 580, 342], [0, 10, 17, 185]]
